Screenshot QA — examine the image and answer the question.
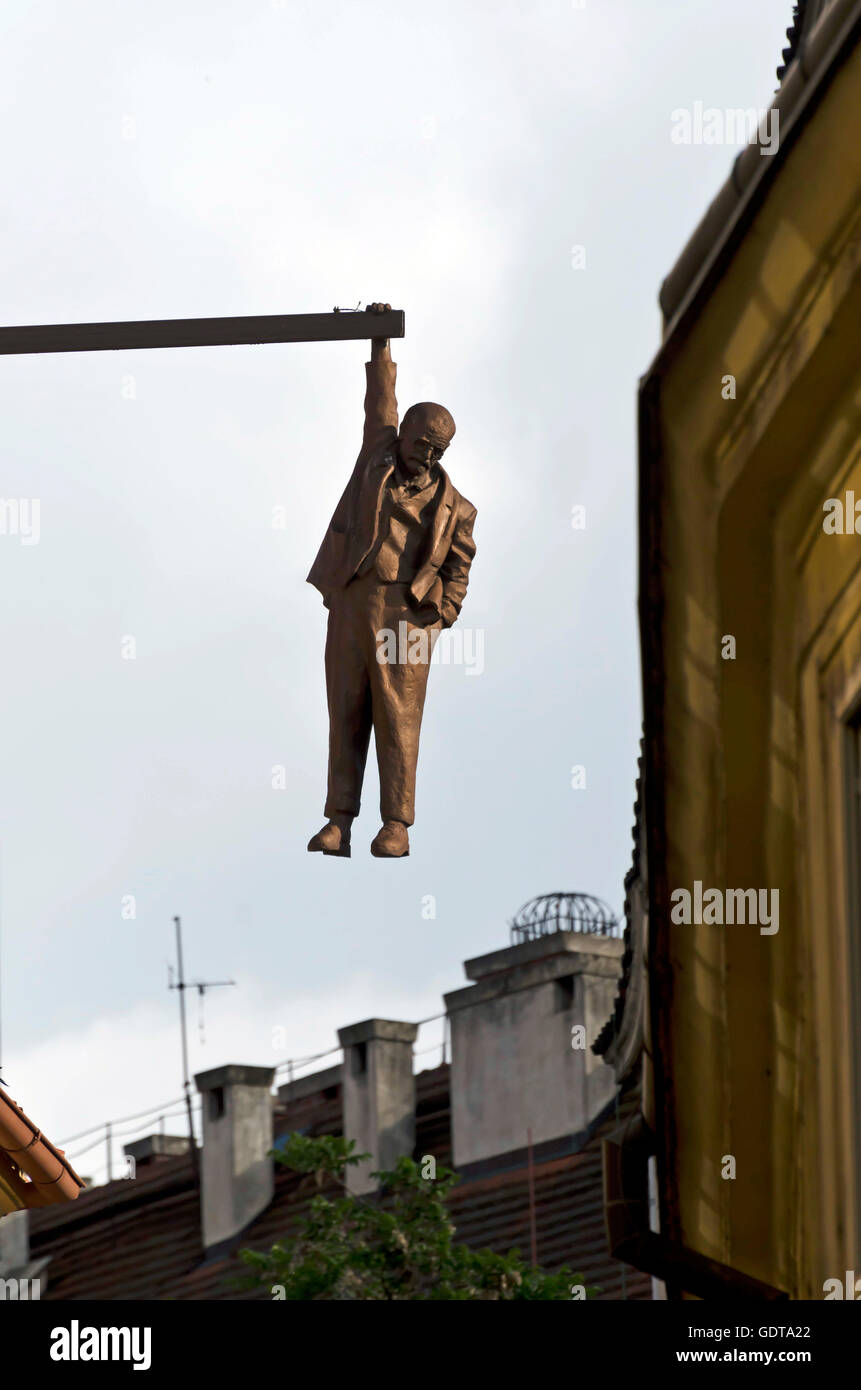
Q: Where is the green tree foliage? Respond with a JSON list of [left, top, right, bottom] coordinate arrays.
[[239, 1133, 595, 1301]]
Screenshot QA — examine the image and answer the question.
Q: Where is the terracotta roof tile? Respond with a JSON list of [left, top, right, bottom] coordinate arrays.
[[0, 1086, 85, 1214]]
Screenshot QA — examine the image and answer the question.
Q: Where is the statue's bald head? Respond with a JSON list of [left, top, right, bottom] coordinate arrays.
[[397, 402, 456, 477]]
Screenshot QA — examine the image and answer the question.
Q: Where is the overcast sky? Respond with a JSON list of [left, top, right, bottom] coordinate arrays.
[[0, 0, 790, 1181]]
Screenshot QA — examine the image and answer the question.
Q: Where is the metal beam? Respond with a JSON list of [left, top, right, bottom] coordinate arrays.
[[0, 308, 405, 356]]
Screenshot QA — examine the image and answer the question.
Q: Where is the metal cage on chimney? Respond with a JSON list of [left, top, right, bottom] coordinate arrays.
[[509, 893, 621, 945]]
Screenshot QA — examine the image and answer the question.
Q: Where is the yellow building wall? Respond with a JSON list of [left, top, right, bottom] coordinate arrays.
[[649, 38, 861, 1297]]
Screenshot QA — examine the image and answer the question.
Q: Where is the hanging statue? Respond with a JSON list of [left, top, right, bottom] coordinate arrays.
[[306, 302, 477, 858]]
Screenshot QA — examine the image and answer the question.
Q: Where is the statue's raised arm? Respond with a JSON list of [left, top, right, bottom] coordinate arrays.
[[361, 301, 398, 458]]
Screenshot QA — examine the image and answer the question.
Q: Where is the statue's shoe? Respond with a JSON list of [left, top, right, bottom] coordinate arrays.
[[307, 823, 351, 858], [370, 821, 410, 858]]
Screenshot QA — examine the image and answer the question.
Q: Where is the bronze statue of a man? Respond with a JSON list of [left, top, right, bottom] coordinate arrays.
[[306, 302, 477, 858]]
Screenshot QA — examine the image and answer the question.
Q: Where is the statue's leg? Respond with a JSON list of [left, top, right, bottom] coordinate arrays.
[[364, 584, 439, 828], [324, 587, 373, 819]]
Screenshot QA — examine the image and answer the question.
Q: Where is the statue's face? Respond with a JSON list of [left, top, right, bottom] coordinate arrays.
[[397, 404, 455, 478]]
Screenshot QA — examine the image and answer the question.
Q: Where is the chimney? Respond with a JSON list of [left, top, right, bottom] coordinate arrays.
[[337, 1019, 418, 1195], [122, 1134, 192, 1175], [0, 1210, 49, 1294], [277, 1063, 341, 1107], [444, 932, 623, 1169], [194, 1063, 275, 1249]]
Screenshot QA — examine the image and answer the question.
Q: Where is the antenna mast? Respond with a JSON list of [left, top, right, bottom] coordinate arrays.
[[169, 915, 236, 1181]]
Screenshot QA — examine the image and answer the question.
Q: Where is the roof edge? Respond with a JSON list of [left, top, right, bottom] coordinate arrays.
[[658, 0, 861, 338], [0, 1087, 85, 1209]]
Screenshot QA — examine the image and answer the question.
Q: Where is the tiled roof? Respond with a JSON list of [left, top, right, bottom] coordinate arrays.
[[777, 2, 812, 81], [28, 1151, 201, 1300], [29, 1066, 650, 1301], [0, 1086, 85, 1215], [777, 2, 844, 81], [446, 1109, 649, 1301], [594, 745, 645, 1068]]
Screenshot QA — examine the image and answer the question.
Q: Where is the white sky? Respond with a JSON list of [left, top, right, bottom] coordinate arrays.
[[0, 0, 790, 1181]]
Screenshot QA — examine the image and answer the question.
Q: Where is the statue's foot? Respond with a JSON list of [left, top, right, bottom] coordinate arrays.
[[307, 822, 351, 858], [370, 820, 410, 858]]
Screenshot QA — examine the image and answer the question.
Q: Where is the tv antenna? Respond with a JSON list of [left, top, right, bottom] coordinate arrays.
[[168, 915, 236, 1181]]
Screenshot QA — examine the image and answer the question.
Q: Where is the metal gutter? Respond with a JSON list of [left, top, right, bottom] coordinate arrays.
[[0, 1087, 85, 1213]]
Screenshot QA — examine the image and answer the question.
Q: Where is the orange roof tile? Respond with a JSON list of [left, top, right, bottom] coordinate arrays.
[[0, 1086, 85, 1215]]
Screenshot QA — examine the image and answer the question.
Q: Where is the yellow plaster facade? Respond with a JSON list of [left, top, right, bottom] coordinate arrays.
[[641, 21, 861, 1298]]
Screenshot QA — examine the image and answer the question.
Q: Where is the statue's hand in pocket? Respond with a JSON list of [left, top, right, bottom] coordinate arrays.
[[415, 604, 441, 628]]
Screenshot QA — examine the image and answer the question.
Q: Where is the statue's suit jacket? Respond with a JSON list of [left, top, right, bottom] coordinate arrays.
[[307, 357, 477, 628]]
